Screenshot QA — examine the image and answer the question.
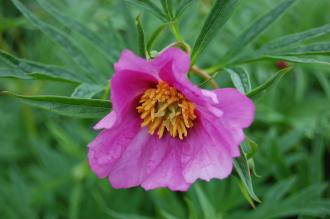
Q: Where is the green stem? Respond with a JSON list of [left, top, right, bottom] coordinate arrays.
[[102, 83, 110, 100], [205, 61, 226, 74], [170, 21, 183, 42]]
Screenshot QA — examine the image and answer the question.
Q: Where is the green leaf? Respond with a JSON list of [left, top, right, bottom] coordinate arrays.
[[2, 92, 111, 118], [135, 15, 146, 58], [264, 177, 296, 202], [232, 52, 330, 66], [35, 0, 117, 63], [175, 0, 193, 18], [0, 67, 31, 79], [276, 42, 330, 55], [194, 185, 218, 219], [160, 211, 180, 219], [237, 179, 256, 208], [225, 0, 296, 60], [234, 147, 260, 203], [261, 23, 330, 51], [266, 55, 330, 66], [68, 183, 83, 219], [71, 84, 105, 99], [146, 24, 167, 55], [191, 0, 239, 64], [315, 71, 330, 98], [119, 1, 138, 52], [11, 0, 99, 83], [124, 0, 167, 22], [0, 49, 84, 83], [225, 68, 252, 93], [272, 184, 330, 218], [241, 137, 258, 160], [161, 0, 174, 21], [247, 68, 292, 98]]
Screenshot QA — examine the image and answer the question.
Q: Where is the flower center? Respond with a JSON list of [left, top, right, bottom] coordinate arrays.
[[136, 81, 196, 140]]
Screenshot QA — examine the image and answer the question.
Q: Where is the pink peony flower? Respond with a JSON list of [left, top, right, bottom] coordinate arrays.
[[88, 47, 255, 191]]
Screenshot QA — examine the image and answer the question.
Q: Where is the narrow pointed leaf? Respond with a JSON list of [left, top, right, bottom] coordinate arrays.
[[225, 68, 252, 93], [234, 54, 330, 66], [71, 84, 105, 99], [276, 42, 330, 55], [0, 49, 84, 83], [36, 0, 117, 62], [161, 0, 174, 20], [194, 185, 217, 219], [120, 1, 138, 51], [136, 15, 146, 58], [11, 0, 98, 83], [234, 147, 261, 202], [0, 67, 31, 79], [261, 23, 330, 51], [124, 0, 167, 22], [237, 179, 256, 208], [191, 0, 239, 64], [175, 0, 193, 18], [2, 92, 111, 118], [225, 0, 296, 59], [146, 24, 167, 55], [269, 55, 330, 65], [247, 68, 292, 98]]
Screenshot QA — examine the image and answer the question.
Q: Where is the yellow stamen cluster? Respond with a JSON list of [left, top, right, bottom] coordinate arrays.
[[136, 81, 196, 140]]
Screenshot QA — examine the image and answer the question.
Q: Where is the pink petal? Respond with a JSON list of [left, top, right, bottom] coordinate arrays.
[[94, 112, 116, 130], [88, 113, 141, 178], [114, 49, 159, 77], [111, 50, 159, 120], [214, 88, 255, 128], [182, 121, 234, 183], [111, 70, 157, 116], [151, 47, 190, 82], [141, 138, 191, 191], [109, 133, 190, 191], [201, 117, 244, 157], [153, 48, 222, 119]]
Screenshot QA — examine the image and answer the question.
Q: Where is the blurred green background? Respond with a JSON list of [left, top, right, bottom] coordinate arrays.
[[0, 0, 329, 218]]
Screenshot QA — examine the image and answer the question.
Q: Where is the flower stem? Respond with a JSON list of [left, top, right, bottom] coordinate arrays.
[[170, 21, 184, 42], [205, 62, 226, 74], [191, 66, 218, 89]]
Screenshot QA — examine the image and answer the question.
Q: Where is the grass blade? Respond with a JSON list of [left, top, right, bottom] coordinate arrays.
[[2, 92, 111, 118], [191, 0, 239, 64]]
